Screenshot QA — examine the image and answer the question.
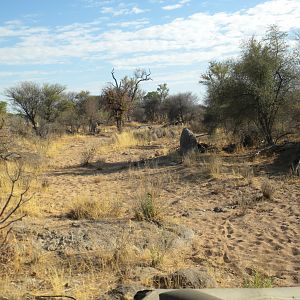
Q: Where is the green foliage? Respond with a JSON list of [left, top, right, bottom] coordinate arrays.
[[135, 192, 161, 224], [201, 26, 300, 144], [39, 83, 66, 123], [163, 92, 197, 123], [0, 102, 7, 115], [5, 81, 67, 133], [243, 272, 274, 288], [143, 91, 161, 122]]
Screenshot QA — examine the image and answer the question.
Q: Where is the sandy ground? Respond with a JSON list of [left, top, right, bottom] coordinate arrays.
[[2, 129, 300, 299]]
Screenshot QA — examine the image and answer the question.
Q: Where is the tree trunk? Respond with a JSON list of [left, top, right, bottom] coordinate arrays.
[[116, 118, 122, 132]]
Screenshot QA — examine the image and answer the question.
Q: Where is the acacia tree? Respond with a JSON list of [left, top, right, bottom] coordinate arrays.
[[201, 26, 300, 144], [5, 82, 66, 134], [5, 82, 42, 131], [101, 69, 151, 131], [143, 83, 169, 122], [163, 92, 197, 124], [39, 83, 66, 123]]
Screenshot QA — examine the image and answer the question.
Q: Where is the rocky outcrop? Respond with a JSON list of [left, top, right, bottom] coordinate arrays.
[[153, 268, 216, 289], [179, 128, 198, 155]]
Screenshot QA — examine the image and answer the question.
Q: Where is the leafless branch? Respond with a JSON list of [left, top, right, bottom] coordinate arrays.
[[34, 295, 77, 300], [0, 161, 31, 243], [0, 227, 12, 248], [111, 68, 120, 89]]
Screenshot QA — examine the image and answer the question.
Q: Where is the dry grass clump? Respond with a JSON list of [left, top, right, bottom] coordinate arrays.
[[113, 131, 140, 149], [67, 195, 122, 220], [148, 231, 174, 268], [239, 162, 254, 184], [133, 127, 179, 143], [261, 179, 275, 200], [133, 169, 175, 224], [200, 153, 223, 178], [80, 146, 96, 166], [0, 235, 116, 300], [211, 128, 234, 148], [182, 151, 199, 168]]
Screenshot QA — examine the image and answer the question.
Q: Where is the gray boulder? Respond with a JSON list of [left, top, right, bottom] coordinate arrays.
[[180, 128, 198, 155], [106, 284, 147, 300], [153, 268, 216, 289]]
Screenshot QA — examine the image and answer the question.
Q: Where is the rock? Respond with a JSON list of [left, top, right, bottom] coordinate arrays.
[[165, 224, 195, 241], [223, 252, 231, 263], [222, 143, 237, 153], [134, 290, 154, 300], [180, 128, 198, 155], [198, 143, 209, 153], [153, 268, 216, 289], [213, 207, 225, 213], [242, 134, 254, 148], [107, 284, 146, 300]]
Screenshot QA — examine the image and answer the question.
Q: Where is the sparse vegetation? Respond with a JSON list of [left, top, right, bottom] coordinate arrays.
[[243, 271, 274, 288], [201, 153, 222, 178], [80, 146, 96, 166], [135, 192, 161, 224], [67, 195, 122, 220], [0, 19, 299, 300]]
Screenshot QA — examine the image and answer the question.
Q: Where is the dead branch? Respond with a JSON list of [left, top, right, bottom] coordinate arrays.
[[0, 161, 31, 243], [34, 296, 77, 300], [111, 68, 120, 89]]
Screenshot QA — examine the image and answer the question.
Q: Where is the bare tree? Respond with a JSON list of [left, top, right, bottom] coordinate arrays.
[[102, 69, 151, 131]]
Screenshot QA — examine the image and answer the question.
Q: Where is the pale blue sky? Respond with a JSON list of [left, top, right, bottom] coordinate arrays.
[[1, 0, 300, 101]]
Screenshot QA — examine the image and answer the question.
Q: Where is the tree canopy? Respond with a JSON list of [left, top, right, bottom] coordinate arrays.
[[200, 26, 300, 144]]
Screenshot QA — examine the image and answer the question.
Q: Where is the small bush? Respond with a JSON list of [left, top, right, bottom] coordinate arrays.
[[114, 131, 139, 148], [81, 147, 96, 166], [243, 271, 274, 288], [201, 154, 222, 178], [134, 193, 162, 224]]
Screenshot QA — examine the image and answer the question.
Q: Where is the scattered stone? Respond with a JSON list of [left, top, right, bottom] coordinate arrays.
[[181, 211, 190, 217], [213, 207, 225, 213], [245, 267, 255, 275], [153, 268, 216, 289], [198, 142, 210, 153], [180, 128, 198, 155], [134, 290, 154, 300], [223, 252, 231, 263], [222, 143, 237, 153], [107, 284, 146, 300], [167, 224, 195, 241]]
